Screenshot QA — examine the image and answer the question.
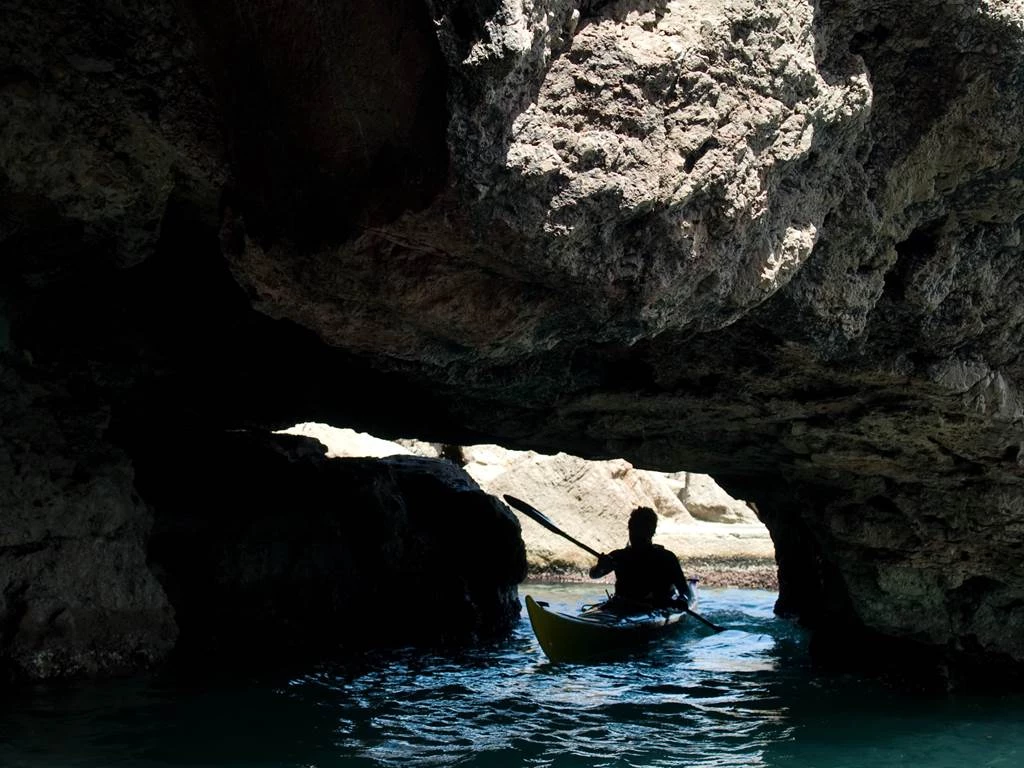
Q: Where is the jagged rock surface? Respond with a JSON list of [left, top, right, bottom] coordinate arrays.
[[0, 364, 176, 681], [2, 0, 1024, 687]]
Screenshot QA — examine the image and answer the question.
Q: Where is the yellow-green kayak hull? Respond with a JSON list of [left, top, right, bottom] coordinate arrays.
[[525, 595, 689, 663]]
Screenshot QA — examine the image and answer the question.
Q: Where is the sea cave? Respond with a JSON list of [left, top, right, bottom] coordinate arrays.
[[2, 0, 1024, 695]]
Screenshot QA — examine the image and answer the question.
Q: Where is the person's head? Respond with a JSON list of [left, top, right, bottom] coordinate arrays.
[[628, 506, 658, 547]]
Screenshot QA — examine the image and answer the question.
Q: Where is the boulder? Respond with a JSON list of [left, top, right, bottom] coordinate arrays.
[[140, 430, 526, 664], [667, 472, 761, 525]]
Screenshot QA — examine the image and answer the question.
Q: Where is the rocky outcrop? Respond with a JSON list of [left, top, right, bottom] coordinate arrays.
[[1, 403, 525, 676], [458, 444, 775, 587], [139, 431, 526, 664], [3, 0, 1024, 687], [670, 473, 757, 525], [0, 362, 175, 681]]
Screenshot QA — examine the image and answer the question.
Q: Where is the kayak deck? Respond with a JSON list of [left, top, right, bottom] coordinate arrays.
[[525, 594, 691, 663]]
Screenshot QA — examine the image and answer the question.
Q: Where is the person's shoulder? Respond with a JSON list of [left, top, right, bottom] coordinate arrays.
[[653, 544, 681, 559]]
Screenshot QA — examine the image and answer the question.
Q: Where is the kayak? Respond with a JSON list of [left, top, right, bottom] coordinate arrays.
[[524, 589, 697, 663]]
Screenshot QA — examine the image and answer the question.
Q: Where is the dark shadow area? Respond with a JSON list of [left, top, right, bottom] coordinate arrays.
[[9, 195, 499, 447], [136, 430, 525, 670], [178, 0, 450, 248]]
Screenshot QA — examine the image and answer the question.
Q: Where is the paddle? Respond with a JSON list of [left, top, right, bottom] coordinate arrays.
[[503, 494, 727, 632]]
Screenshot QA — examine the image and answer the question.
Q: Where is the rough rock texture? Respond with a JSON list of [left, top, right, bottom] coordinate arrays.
[[0, 362, 176, 681], [228, 0, 873, 363], [3, 0, 1024, 688], [665, 472, 759, 524], [0, 0, 225, 270], [139, 431, 526, 663]]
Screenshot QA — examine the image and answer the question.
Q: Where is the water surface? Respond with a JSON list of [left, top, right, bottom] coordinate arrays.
[[2, 584, 1022, 767]]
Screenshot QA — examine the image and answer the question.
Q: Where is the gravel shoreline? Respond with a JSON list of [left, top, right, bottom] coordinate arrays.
[[524, 556, 779, 591]]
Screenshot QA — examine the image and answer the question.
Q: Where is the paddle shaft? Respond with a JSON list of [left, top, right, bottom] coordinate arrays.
[[503, 494, 726, 632], [503, 495, 602, 558]]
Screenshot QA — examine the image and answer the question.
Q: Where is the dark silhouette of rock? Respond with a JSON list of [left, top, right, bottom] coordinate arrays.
[[0, 366, 176, 682], [140, 430, 526, 666]]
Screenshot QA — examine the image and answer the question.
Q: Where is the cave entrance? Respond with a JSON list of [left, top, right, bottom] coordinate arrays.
[[275, 422, 777, 591]]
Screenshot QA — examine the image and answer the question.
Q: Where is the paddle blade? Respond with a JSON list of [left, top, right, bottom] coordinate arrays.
[[686, 608, 726, 633]]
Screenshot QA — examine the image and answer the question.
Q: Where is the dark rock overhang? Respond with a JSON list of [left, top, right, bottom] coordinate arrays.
[[2, 0, 1024, 688]]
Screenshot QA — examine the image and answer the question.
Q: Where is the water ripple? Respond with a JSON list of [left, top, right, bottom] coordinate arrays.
[[2, 586, 1024, 767]]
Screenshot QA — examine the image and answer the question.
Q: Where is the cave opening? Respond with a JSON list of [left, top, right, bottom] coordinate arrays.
[[126, 414, 778, 672], [271, 421, 778, 588]]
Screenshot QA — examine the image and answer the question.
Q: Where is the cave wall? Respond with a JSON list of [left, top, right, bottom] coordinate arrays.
[[0, 359, 176, 681], [139, 431, 526, 665], [2, 0, 1024, 687]]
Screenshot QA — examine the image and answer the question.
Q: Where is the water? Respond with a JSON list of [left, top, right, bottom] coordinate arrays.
[[2, 584, 1023, 767]]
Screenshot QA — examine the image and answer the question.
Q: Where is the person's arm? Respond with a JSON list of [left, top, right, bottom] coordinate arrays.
[[589, 552, 617, 579], [667, 552, 691, 605]]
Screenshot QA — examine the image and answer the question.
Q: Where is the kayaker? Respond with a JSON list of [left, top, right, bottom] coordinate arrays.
[[589, 506, 693, 610]]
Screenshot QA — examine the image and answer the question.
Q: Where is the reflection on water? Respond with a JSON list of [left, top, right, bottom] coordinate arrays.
[[1, 584, 1022, 767]]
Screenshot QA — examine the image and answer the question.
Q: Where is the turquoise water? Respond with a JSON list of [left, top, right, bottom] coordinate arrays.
[[2, 584, 1023, 767]]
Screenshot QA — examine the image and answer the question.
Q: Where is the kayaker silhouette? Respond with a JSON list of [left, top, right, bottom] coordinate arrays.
[[589, 506, 693, 611]]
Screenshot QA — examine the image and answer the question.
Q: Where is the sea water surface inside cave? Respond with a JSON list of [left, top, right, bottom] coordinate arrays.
[[1, 585, 1022, 767]]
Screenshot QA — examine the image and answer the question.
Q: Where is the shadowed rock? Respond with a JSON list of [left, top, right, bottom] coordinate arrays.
[[141, 431, 526, 664]]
